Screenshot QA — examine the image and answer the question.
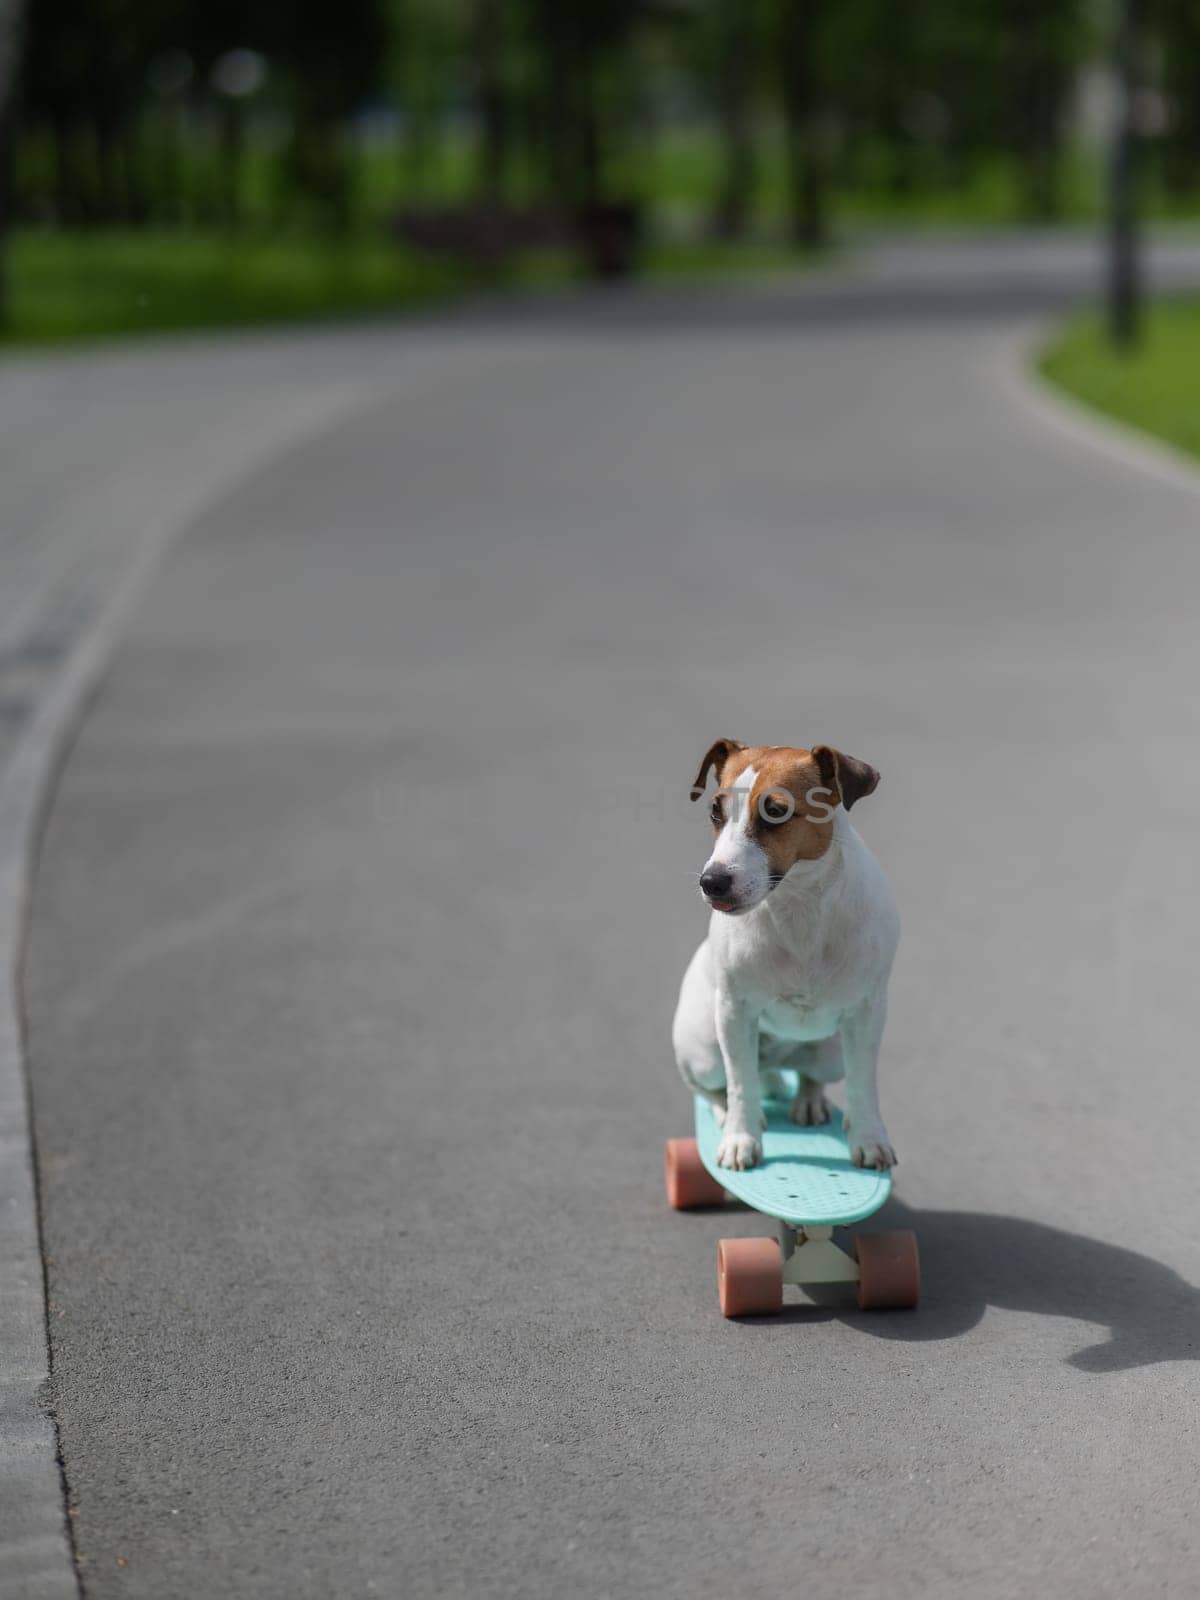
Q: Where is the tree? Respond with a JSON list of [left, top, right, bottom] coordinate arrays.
[[1157, 0, 1200, 198], [528, 0, 643, 212], [387, 0, 466, 200], [700, 0, 767, 240], [18, 0, 167, 224], [1004, 0, 1088, 221], [1109, 0, 1140, 346], [264, 0, 387, 229], [778, 0, 825, 250], [0, 0, 22, 325], [473, 0, 508, 204]]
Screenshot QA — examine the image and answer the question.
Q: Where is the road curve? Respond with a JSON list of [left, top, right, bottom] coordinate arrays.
[[16, 237, 1200, 1599]]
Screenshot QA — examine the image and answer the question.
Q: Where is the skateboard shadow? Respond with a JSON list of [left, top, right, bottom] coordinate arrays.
[[777, 1199, 1200, 1373]]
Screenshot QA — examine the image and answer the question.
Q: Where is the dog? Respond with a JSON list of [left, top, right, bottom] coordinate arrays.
[[672, 740, 899, 1172]]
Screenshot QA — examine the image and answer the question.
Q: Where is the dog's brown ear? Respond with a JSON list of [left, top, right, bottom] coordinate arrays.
[[689, 738, 745, 801], [812, 745, 880, 811]]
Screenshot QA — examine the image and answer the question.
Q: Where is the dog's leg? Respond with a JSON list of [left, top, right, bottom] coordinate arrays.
[[838, 992, 896, 1169], [673, 942, 731, 1119], [758, 1041, 793, 1122], [714, 988, 763, 1169], [790, 1075, 832, 1127], [786, 1036, 841, 1125], [679, 1063, 728, 1122]]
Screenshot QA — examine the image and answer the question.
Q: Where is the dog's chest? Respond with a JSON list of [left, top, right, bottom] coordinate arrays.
[[738, 903, 856, 1039], [758, 989, 840, 1041]]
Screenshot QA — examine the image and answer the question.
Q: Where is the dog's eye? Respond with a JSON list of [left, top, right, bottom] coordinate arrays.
[[709, 798, 724, 825], [761, 795, 792, 823]]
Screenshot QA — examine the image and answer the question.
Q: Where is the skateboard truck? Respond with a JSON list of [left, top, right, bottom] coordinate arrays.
[[777, 1223, 860, 1287]]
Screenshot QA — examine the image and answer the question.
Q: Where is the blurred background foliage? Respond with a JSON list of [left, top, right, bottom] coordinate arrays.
[[0, 0, 1194, 340]]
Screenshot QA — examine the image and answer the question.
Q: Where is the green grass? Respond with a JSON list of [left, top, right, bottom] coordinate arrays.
[[1040, 298, 1200, 460], [0, 227, 495, 344], [13, 124, 1162, 350], [638, 132, 1200, 230], [0, 223, 822, 347], [642, 133, 1105, 231]]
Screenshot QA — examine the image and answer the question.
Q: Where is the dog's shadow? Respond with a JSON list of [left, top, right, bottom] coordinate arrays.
[[767, 1199, 1200, 1372]]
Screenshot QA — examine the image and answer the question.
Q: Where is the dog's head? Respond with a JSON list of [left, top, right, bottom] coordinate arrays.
[[688, 739, 879, 915]]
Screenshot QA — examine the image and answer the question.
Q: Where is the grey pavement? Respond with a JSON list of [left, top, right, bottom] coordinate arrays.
[[13, 235, 1200, 1598]]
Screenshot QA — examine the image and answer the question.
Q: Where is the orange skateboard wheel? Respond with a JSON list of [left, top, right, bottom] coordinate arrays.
[[717, 1236, 783, 1317], [664, 1137, 726, 1210], [854, 1229, 920, 1309]]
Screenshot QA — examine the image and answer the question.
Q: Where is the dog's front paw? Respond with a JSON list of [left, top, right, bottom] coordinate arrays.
[[846, 1121, 896, 1170], [716, 1128, 763, 1170]]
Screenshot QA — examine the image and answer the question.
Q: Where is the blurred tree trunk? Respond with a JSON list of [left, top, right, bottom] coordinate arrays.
[[779, 0, 825, 250], [1010, 9, 1064, 222], [1162, 112, 1200, 201], [710, 0, 756, 240], [578, 65, 602, 212], [877, 0, 916, 199], [1109, 0, 1140, 347], [94, 115, 120, 222], [536, 23, 595, 213], [0, 0, 23, 328], [400, 96, 436, 201], [156, 103, 185, 225], [474, 0, 508, 205], [119, 126, 147, 224], [1160, 7, 1200, 200], [220, 99, 244, 231], [52, 118, 81, 223]]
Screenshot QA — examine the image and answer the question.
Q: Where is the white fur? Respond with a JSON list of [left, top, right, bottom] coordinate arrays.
[[673, 805, 899, 1171], [705, 766, 772, 908]]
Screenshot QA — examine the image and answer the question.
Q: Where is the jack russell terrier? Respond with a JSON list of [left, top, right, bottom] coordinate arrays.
[[672, 740, 899, 1173]]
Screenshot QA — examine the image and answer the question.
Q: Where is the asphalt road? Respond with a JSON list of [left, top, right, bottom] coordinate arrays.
[[20, 238, 1200, 1599]]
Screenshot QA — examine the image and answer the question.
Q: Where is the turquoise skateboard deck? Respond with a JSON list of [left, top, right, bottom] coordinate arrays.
[[693, 1075, 891, 1228]]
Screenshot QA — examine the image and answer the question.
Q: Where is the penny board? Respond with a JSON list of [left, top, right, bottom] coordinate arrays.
[[693, 1075, 891, 1228]]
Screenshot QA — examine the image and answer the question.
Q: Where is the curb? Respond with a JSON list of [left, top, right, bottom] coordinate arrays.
[[0, 379, 376, 1600], [996, 316, 1200, 502]]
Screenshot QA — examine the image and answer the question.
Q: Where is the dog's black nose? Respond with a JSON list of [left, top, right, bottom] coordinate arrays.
[[700, 866, 734, 899]]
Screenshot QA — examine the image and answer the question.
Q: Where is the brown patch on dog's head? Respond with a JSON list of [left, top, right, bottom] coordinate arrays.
[[689, 740, 881, 883], [737, 747, 841, 876]]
